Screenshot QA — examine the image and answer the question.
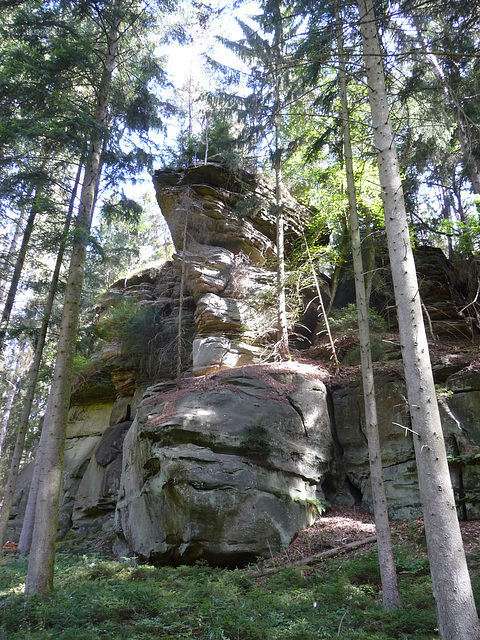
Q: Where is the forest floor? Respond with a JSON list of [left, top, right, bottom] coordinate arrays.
[[262, 503, 480, 571], [3, 503, 480, 639], [300, 330, 480, 386]]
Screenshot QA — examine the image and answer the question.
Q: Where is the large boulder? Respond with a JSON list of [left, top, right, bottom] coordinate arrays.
[[115, 364, 333, 565]]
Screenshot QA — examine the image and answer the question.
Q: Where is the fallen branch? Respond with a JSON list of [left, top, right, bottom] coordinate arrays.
[[244, 536, 377, 577]]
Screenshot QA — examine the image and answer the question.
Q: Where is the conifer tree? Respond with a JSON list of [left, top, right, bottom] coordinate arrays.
[[0, 161, 81, 554], [217, 0, 306, 359], [357, 0, 480, 635], [22, 0, 174, 596], [398, 0, 480, 199], [335, 0, 401, 609]]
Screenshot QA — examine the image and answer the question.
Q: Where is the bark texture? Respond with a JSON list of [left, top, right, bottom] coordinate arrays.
[[0, 165, 79, 552], [336, 4, 401, 609], [357, 0, 480, 636], [24, 24, 119, 596], [0, 201, 37, 352]]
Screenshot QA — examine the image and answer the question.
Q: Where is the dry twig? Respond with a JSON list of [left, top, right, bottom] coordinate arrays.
[[244, 535, 377, 577]]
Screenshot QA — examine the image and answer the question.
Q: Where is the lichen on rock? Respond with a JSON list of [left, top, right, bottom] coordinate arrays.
[[115, 364, 333, 565]]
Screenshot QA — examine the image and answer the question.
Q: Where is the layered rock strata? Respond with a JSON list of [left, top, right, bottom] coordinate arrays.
[[115, 365, 332, 565], [8, 162, 480, 566], [153, 163, 321, 375]]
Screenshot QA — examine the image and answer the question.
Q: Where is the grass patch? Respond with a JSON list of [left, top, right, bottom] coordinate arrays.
[[0, 540, 463, 639]]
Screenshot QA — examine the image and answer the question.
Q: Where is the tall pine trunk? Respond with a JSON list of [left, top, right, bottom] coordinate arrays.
[[0, 195, 32, 309], [24, 24, 119, 596], [0, 361, 20, 458], [0, 162, 80, 553], [274, 138, 289, 360], [0, 197, 39, 352], [357, 0, 480, 636], [336, 4, 401, 609], [273, 13, 289, 361]]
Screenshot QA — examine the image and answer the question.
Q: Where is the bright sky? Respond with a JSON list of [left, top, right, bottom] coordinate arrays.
[[163, 0, 258, 88], [122, 1, 258, 201]]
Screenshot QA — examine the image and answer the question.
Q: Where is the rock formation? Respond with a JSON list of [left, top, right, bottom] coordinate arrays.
[[116, 365, 332, 565], [153, 163, 317, 375], [8, 161, 480, 565]]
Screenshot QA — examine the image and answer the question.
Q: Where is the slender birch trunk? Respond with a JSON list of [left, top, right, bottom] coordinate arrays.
[[336, 3, 400, 609], [357, 0, 480, 636], [24, 24, 119, 596]]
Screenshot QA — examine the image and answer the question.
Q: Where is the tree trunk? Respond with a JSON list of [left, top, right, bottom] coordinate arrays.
[[24, 24, 119, 596], [204, 116, 209, 164], [272, 6, 289, 361], [363, 209, 376, 303], [336, 2, 401, 609], [0, 363, 20, 458], [176, 194, 189, 389], [326, 216, 349, 313], [275, 148, 289, 360], [273, 82, 289, 360], [357, 0, 480, 636], [17, 397, 49, 556], [0, 161, 80, 553], [0, 197, 39, 353], [0, 196, 32, 309], [304, 237, 339, 371]]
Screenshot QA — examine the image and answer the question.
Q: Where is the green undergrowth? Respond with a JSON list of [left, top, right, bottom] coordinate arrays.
[[1, 543, 479, 639]]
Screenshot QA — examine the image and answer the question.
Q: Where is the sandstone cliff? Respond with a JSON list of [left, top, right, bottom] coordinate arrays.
[[8, 162, 480, 566]]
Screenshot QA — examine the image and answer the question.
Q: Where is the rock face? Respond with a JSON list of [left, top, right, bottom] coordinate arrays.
[[330, 367, 480, 521], [115, 365, 332, 565], [93, 163, 320, 384], [153, 163, 313, 263], [93, 263, 196, 389], [153, 163, 326, 376], [414, 246, 477, 339], [8, 162, 480, 566], [71, 420, 132, 536], [182, 246, 276, 375]]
